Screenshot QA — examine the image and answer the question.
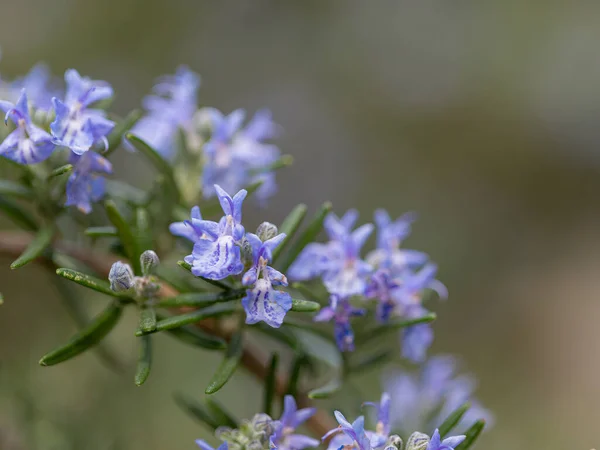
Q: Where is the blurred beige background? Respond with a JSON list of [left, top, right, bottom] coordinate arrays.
[[1, 1, 600, 449]]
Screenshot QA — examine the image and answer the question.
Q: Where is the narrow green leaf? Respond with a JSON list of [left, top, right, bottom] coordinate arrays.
[[308, 376, 342, 399], [177, 260, 232, 290], [173, 393, 220, 430], [48, 164, 73, 179], [105, 180, 147, 206], [124, 133, 180, 203], [286, 354, 307, 399], [271, 204, 307, 263], [264, 353, 278, 416], [134, 207, 153, 255], [356, 313, 437, 346], [56, 268, 130, 298], [10, 225, 54, 269], [290, 298, 320, 313], [158, 316, 227, 350], [105, 200, 140, 273], [136, 302, 237, 335], [438, 402, 471, 438], [84, 226, 118, 237], [205, 398, 238, 428], [205, 331, 243, 394], [280, 202, 332, 271], [347, 350, 392, 375], [105, 109, 143, 157], [0, 196, 38, 231], [139, 306, 157, 333], [0, 180, 34, 199], [455, 420, 486, 450], [290, 282, 326, 304], [39, 302, 123, 366], [156, 289, 246, 308], [134, 335, 152, 386]]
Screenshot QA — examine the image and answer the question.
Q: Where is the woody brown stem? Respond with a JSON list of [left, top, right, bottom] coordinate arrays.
[[0, 231, 334, 437]]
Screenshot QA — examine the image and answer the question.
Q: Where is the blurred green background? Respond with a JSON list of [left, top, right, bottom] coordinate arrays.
[[1, 1, 600, 449]]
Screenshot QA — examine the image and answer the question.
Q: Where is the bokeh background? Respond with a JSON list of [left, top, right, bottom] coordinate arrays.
[[1, 1, 600, 449]]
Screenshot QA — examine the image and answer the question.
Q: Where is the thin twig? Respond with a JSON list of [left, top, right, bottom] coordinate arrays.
[[0, 231, 335, 437]]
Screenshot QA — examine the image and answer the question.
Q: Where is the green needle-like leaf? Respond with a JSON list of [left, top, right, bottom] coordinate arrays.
[[105, 180, 147, 206], [264, 353, 279, 416], [280, 202, 332, 271], [0, 180, 34, 199], [290, 282, 325, 303], [205, 398, 238, 428], [105, 200, 141, 273], [290, 298, 321, 313], [10, 225, 54, 269], [0, 196, 38, 231], [158, 317, 226, 350], [56, 268, 130, 298], [136, 302, 238, 335], [347, 350, 392, 375], [205, 331, 243, 394], [124, 133, 180, 203], [48, 164, 73, 179], [455, 420, 485, 450], [438, 402, 471, 438], [156, 289, 246, 308], [271, 204, 307, 263], [138, 306, 157, 333], [134, 335, 152, 386], [173, 393, 221, 430], [84, 226, 118, 237], [356, 313, 437, 346], [308, 375, 342, 399], [105, 109, 143, 157], [39, 301, 123, 366]]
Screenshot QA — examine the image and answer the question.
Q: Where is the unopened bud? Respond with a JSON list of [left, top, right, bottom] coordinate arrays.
[[108, 261, 134, 292], [405, 432, 429, 450], [241, 236, 254, 262], [140, 250, 160, 276], [385, 435, 403, 450], [256, 222, 278, 242]]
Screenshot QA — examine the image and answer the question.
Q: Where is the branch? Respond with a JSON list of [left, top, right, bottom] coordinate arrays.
[[0, 231, 334, 437]]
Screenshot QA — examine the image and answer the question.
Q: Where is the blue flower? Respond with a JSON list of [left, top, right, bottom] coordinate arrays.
[[169, 206, 204, 242], [65, 151, 112, 214], [383, 355, 493, 436], [241, 232, 292, 328], [0, 90, 55, 164], [271, 395, 319, 450], [426, 429, 465, 450], [202, 108, 281, 203], [323, 412, 385, 450], [50, 69, 114, 154], [314, 295, 365, 351], [12, 63, 62, 113], [195, 441, 228, 450], [128, 66, 200, 158], [363, 392, 391, 439], [288, 210, 374, 298], [183, 185, 246, 280]]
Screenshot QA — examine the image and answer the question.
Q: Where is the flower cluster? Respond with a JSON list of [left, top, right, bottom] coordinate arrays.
[[109, 250, 161, 299], [196, 395, 317, 450], [289, 209, 445, 361], [170, 185, 293, 327], [383, 355, 493, 436]]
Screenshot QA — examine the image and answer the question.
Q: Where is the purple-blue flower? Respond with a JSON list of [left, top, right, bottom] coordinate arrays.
[[12, 63, 62, 112], [241, 232, 292, 327], [50, 69, 114, 154], [383, 355, 493, 436], [314, 295, 365, 351], [128, 66, 200, 158], [426, 429, 465, 450], [202, 108, 281, 203], [289, 210, 374, 298], [0, 90, 55, 164], [183, 185, 246, 280], [169, 206, 204, 242], [65, 151, 112, 214], [270, 395, 318, 450], [323, 411, 385, 450], [363, 392, 391, 439], [195, 441, 228, 450]]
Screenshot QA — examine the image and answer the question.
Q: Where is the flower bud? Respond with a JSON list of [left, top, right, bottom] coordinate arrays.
[[256, 222, 278, 242], [108, 261, 134, 292], [241, 236, 254, 263], [405, 432, 429, 450], [385, 434, 404, 450], [140, 250, 160, 276]]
